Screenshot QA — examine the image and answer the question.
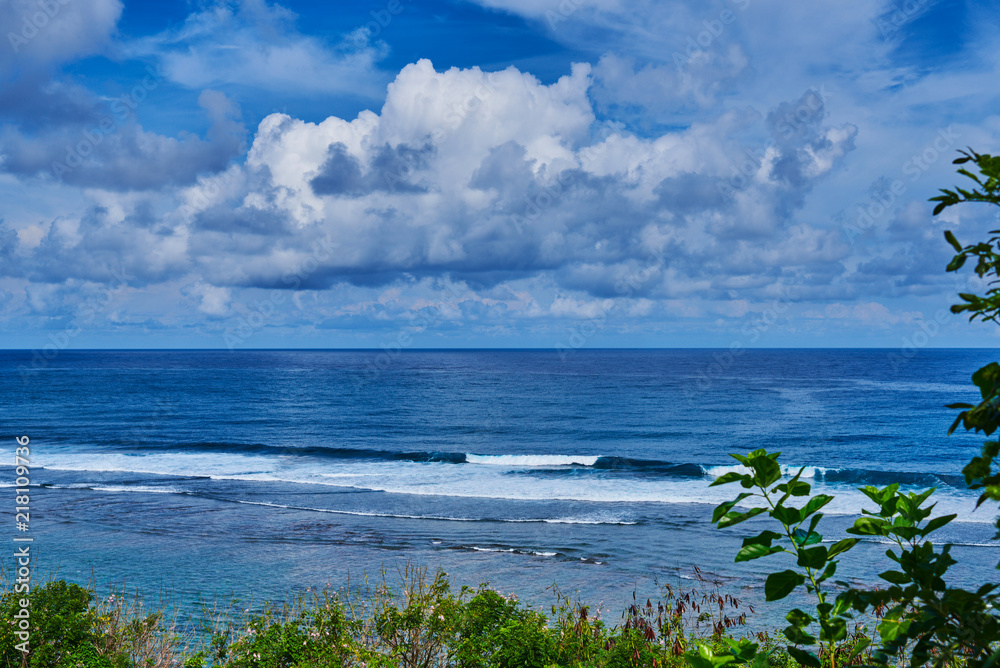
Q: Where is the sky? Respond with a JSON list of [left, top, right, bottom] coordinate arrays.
[[1, 0, 999, 350]]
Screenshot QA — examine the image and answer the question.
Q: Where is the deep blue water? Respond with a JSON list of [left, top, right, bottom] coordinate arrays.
[[1, 349, 998, 629]]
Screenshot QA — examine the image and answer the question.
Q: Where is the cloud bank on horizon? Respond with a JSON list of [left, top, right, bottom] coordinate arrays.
[[1, 0, 999, 349]]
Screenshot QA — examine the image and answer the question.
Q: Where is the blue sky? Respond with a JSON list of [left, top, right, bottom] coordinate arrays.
[[1, 0, 1000, 350]]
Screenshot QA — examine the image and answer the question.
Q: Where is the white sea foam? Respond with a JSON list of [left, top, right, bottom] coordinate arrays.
[[63, 484, 183, 495], [27, 450, 991, 524], [466, 454, 600, 467], [704, 464, 828, 478]]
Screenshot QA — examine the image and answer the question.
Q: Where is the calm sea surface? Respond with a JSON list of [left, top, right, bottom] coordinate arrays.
[[1, 349, 998, 628]]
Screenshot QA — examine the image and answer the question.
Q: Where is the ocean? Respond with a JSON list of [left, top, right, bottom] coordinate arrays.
[[2, 349, 998, 629]]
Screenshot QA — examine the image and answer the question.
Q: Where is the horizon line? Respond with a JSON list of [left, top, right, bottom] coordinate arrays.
[[0, 347, 996, 352]]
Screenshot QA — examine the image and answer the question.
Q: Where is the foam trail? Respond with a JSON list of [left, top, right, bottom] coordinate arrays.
[[224, 499, 634, 525]]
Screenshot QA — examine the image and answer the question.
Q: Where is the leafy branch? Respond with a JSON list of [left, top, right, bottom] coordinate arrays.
[[710, 449, 861, 668]]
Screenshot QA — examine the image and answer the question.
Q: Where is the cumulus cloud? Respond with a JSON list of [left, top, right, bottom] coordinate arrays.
[[2, 58, 858, 308], [5, 0, 998, 345]]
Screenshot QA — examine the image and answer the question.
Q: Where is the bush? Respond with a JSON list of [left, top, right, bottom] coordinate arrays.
[[0, 581, 186, 668], [0, 580, 104, 668], [450, 590, 524, 668]]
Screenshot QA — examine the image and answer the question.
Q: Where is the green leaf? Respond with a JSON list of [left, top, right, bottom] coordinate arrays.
[[765, 570, 804, 601], [818, 560, 837, 583], [800, 494, 834, 519], [785, 608, 813, 627], [771, 505, 801, 526], [754, 457, 782, 488], [785, 646, 821, 668], [783, 624, 816, 646], [723, 638, 759, 663], [878, 570, 911, 585], [819, 616, 848, 643], [776, 479, 811, 497], [742, 530, 784, 546], [846, 637, 872, 663], [796, 546, 828, 570], [686, 643, 737, 668], [712, 493, 752, 523], [947, 254, 968, 271], [945, 230, 963, 251], [735, 544, 783, 562], [921, 514, 957, 536], [877, 616, 911, 644], [791, 529, 822, 546], [717, 507, 767, 528], [710, 472, 752, 487], [847, 516, 887, 536], [827, 538, 858, 558]]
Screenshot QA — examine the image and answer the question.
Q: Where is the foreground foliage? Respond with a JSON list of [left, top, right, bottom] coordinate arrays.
[[0, 580, 184, 668], [1, 570, 762, 668]]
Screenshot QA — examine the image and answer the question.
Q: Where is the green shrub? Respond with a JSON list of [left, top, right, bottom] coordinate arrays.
[[0, 580, 102, 668], [225, 613, 335, 668], [61, 643, 118, 668], [450, 590, 524, 668], [488, 613, 554, 668]]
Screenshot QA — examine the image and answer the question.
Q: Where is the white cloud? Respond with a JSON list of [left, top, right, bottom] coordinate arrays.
[[1, 0, 122, 71], [2, 58, 860, 309], [124, 0, 389, 98], [185, 281, 232, 318], [5, 0, 1000, 345]]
